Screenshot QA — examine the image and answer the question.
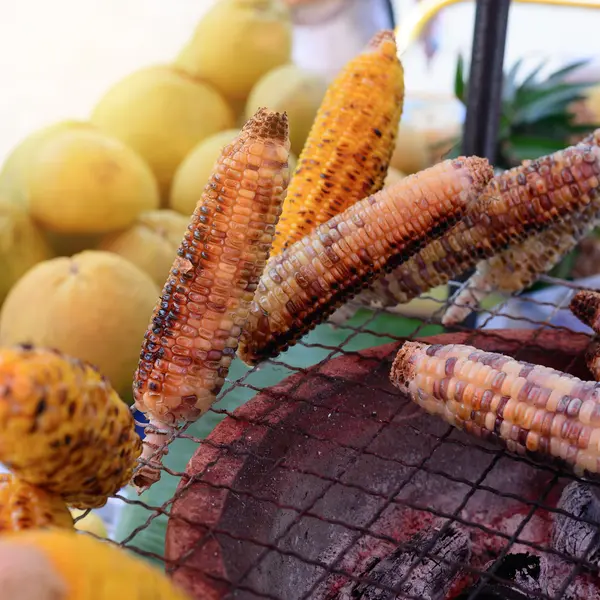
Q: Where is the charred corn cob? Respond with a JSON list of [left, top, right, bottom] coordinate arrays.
[[570, 290, 600, 381], [237, 156, 493, 365], [443, 209, 599, 326], [391, 341, 600, 477], [0, 345, 141, 509], [349, 141, 600, 313], [132, 108, 290, 491], [270, 29, 405, 255], [0, 474, 73, 533], [0, 529, 191, 600]]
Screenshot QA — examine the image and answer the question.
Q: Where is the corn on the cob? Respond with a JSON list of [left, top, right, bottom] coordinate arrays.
[[270, 29, 405, 255], [390, 341, 600, 477], [237, 156, 493, 365], [0, 474, 73, 533], [443, 209, 599, 326], [0, 529, 191, 599], [349, 142, 600, 313], [570, 290, 600, 381], [0, 345, 141, 509], [132, 108, 290, 491]]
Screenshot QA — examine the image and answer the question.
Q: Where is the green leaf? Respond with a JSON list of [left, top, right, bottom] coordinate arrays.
[[518, 60, 547, 92], [454, 54, 466, 103], [544, 58, 591, 85], [515, 84, 594, 124], [504, 134, 567, 164], [503, 58, 525, 105]]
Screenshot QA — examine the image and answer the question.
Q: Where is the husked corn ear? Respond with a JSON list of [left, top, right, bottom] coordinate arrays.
[[238, 156, 493, 365], [0, 345, 141, 509], [570, 289, 600, 381], [0, 474, 73, 533], [352, 142, 600, 311], [132, 108, 290, 491], [443, 208, 599, 326], [271, 29, 405, 255], [391, 341, 600, 477], [0, 529, 192, 600]]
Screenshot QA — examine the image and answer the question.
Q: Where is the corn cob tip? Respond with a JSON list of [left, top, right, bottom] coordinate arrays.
[[366, 29, 397, 54], [242, 107, 289, 144], [391, 341, 428, 393], [454, 156, 494, 191], [570, 289, 600, 331]]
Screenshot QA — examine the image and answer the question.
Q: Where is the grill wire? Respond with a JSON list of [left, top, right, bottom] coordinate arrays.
[[76, 271, 600, 599]]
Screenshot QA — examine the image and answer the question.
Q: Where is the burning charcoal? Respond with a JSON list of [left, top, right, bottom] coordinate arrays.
[[335, 520, 470, 600], [454, 553, 542, 600], [552, 481, 600, 568]]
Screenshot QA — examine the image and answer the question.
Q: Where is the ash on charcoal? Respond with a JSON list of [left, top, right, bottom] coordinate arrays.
[[333, 519, 470, 600], [552, 481, 600, 568]]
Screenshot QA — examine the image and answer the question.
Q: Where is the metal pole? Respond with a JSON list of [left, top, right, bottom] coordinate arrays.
[[449, 0, 512, 328]]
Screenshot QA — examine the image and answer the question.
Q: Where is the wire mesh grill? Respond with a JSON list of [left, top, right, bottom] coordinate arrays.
[[90, 270, 600, 600]]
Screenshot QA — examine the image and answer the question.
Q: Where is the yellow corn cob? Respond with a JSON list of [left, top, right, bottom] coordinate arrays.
[[0, 345, 141, 509], [390, 341, 600, 477], [350, 141, 600, 312], [0, 529, 191, 599], [132, 108, 290, 491], [270, 29, 405, 255], [443, 208, 599, 326], [0, 474, 73, 533], [237, 156, 493, 365], [570, 290, 600, 381]]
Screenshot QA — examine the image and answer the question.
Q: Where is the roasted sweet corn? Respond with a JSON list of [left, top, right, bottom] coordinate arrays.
[[271, 29, 405, 255], [391, 341, 600, 476], [352, 141, 600, 311], [0, 345, 141, 509], [0, 474, 73, 533], [570, 289, 600, 381], [132, 108, 290, 490], [0, 529, 191, 599], [443, 210, 598, 326], [237, 156, 493, 365]]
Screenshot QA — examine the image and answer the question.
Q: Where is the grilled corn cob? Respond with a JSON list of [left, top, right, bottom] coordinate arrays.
[[271, 29, 405, 255], [0, 345, 141, 509], [132, 108, 290, 491], [390, 341, 600, 477], [570, 290, 600, 381], [0, 529, 191, 599], [0, 474, 73, 533], [349, 141, 600, 313], [443, 210, 599, 326], [237, 156, 493, 365]]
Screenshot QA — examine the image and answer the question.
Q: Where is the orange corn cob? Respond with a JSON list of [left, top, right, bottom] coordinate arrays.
[[350, 142, 600, 312], [270, 29, 405, 255], [391, 341, 600, 477], [132, 108, 290, 491], [0, 529, 192, 600], [570, 290, 600, 381], [237, 156, 493, 365], [443, 209, 599, 326], [0, 474, 73, 533], [0, 345, 141, 509]]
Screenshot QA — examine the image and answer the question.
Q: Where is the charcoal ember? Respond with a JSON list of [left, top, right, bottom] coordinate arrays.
[[334, 520, 470, 600], [453, 553, 542, 600], [552, 481, 600, 568]]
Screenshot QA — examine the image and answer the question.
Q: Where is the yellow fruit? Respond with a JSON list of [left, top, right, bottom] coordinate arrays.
[[91, 66, 234, 199], [245, 64, 327, 154], [0, 121, 92, 205], [175, 0, 292, 103], [98, 210, 188, 286], [0, 250, 159, 400], [69, 509, 108, 538], [170, 128, 296, 216], [384, 166, 405, 187], [390, 123, 432, 174], [0, 198, 53, 304], [25, 126, 159, 235]]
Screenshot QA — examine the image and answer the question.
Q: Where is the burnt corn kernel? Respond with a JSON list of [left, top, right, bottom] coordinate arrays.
[[271, 29, 405, 255], [354, 142, 600, 311], [571, 290, 600, 382], [391, 341, 600, 477], [131, 109, 290, 491], [237, 156, 493, 365], [0, 474, 73, 532], [0, 345, 141, 509]]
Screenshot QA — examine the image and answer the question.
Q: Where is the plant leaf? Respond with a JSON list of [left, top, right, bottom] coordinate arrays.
[[504, 135, 567, 164], [544, 58, 591, 85], [503, 58, 524, 105], [454, 54, 466, 103]]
